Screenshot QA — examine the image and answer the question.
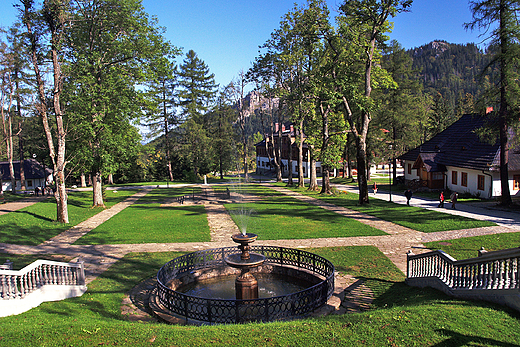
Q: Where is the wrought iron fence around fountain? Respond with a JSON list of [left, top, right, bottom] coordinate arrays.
[[156, 246, 335, 324]]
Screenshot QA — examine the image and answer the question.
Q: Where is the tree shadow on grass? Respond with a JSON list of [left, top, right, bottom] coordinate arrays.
[[432, 329, 520, 347], [38, 252, 183, 321], [0, 222, 67, 245]]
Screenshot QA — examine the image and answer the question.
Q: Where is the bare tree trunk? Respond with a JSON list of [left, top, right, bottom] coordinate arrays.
[[287, 130, 293, 186], [107, 173, 114, 185], [319, 103, 332, 194], [80, 173, 87, 187], [92, 171, 104, 207], [8, 113, 15, 193], [275, 121, 283, 182], [15, 73, 25, 191], [297, 119, 304, 188], [24, 0, 69, 222], [308, 145, 318, 191], [356, 135, 369, 204], [498, 3, 512, 206]]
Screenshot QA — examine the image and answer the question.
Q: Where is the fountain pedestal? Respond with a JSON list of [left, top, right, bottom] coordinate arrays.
[[224, 233, 266, 300]]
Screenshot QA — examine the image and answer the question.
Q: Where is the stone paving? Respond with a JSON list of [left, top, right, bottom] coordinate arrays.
[[1, 183, 519, 319]]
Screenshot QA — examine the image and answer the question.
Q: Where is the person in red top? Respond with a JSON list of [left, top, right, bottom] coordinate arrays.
[[438, 191, 445, 208]]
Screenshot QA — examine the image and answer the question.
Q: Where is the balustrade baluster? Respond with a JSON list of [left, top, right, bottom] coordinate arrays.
[[491, 260, 498, 289], [479, 262, 484, 289], [31, 268, 37, 291], [0, 274, 5, 299], [6, 275, 13, 298], [506, 259, 512, 289], [514, 258, 520, 289], [446, 262, 453, 288], [498, 260, 504, 289], [36, 265, 41, 287], [455, 266, 461, 288], [471, 264, 477, 289], [58, 266, 63, 285], [52, 265, 57, 285]]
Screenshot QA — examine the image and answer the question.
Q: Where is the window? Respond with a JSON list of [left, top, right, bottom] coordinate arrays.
[[27, 180, 33, 187], [461, 172, 468, 187], [514, 175, 520, 190], [407, 163, 412, 175], [452, 171, 458, 185], [478, 175, 485, 191], [432, 172, 443, 180], [316, 167, 321, 174]]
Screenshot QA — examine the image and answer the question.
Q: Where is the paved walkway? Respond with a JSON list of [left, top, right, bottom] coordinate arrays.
[[1, 183, 519, 317], [0, 195, 50, 215]]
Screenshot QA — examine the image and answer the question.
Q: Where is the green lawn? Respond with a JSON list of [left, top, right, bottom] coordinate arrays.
[[282, 184, 495, 233], [1, 248, 519, 346], [74, 188, 211, 244], [0, 189, 138, 245], [424, 232, 520, 260], [225, 184, 386, 240]]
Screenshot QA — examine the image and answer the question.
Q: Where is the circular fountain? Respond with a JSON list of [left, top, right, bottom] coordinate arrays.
[[155, 232, 335, 324]]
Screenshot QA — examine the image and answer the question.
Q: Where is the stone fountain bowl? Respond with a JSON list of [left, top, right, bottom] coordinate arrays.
[[231, 233, 258, 244]]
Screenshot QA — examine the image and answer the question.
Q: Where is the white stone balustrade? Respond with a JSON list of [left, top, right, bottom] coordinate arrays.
[[0, 259, 87, 316], [407, 247, 520, 312]]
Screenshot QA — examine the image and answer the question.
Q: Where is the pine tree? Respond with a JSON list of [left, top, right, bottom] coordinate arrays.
[[466, 0, 520, 206], [176, 50, 217, 178]]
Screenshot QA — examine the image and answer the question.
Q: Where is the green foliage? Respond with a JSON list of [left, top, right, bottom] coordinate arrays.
[[61, 0, 174, 203], [175, 50, 218, 177]]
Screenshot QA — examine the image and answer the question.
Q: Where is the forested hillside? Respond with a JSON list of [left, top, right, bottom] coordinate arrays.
[[409, 40, 489, 99]]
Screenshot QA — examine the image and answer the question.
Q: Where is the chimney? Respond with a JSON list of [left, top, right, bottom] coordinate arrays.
[[275, 123, 279, 132], [486, 106, 493, 114], [282, 124, 286, 132], [290, 124, 294, 133]]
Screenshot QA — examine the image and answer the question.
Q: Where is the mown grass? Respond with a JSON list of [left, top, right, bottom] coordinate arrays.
[[281, 183, 495, 233], [1, 248, 520, 346], [0, 189, 138, 245], [424, 232, 520, 260], [225, 184, 385, 240], [75, 188, 211, 245]]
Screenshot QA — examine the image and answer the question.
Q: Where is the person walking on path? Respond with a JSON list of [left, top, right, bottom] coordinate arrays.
[[405, 189, 413, 206], [373, 182, 378, 195], [438, 191, 445, 208], [450, 192, 458, 209]]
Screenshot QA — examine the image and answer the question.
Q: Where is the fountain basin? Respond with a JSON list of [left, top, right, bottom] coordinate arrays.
[[155, 246, 335, 324]]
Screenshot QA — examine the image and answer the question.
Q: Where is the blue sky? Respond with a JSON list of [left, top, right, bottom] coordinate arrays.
[[0, 0, 486, 89]]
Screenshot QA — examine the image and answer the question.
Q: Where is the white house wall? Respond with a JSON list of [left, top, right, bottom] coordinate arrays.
[[403, 160, 420, 181], [256, 155, 321, 178], [446, 167, 493, 199], [1, 178, 46, 192]]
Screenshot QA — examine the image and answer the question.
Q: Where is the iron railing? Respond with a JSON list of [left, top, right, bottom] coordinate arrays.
[[156, 246, 334, 324]]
